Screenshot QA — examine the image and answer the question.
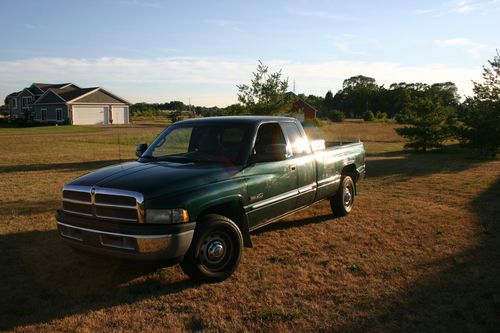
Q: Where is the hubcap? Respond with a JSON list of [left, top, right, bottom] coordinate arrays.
[[344, 186, 353, 207], [200, 233, 229, 268], [207, 240, 224, 261]]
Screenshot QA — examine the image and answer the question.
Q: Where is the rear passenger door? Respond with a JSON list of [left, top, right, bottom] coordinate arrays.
[[280, 121, 316, 208], [244, 122, 299, 229]]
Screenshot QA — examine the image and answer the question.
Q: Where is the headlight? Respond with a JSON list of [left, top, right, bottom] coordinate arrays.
[[145, 209, 189, 224]]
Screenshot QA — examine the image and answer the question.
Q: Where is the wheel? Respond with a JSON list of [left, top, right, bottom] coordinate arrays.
[[180, 214, 243, 283], [330, 175, 355, 217]]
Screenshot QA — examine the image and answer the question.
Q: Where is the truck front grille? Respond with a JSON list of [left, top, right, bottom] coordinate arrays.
[[62, 185, 144, 223]]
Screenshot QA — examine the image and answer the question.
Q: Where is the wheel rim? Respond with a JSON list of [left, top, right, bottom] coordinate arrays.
[[198, 230, 233, 272], [343, 183, 354, 208]]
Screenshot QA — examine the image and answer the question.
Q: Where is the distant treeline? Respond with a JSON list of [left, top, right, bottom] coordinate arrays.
[[131, 101, 245, 118], [130, 74, 460, 122]]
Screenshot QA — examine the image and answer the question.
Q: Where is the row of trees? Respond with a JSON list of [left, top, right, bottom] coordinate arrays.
[[130, 53, 498, 157], [236, 57, 498, 157], [392, 52, 499, 157]]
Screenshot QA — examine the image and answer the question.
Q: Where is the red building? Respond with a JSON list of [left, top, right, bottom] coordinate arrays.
[[290, 98, 317, 122]]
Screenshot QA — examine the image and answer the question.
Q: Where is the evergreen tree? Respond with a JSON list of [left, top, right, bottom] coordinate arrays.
[[396, 97, 456, 151], [458, 51, 500, 157]]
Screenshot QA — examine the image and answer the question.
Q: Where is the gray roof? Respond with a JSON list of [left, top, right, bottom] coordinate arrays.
[[52, 87, 98, 102], [6, 91, 21, 98], [32, 83, 74, 92]]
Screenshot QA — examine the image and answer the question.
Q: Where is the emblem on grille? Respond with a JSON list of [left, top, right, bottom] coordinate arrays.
[[90, 187, 96, 195]]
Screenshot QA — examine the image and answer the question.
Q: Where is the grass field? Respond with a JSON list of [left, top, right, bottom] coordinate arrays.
[[0, 120, 498, 332]]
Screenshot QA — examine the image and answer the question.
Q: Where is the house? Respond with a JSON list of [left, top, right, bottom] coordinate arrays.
[[5, 83, 130, 125]]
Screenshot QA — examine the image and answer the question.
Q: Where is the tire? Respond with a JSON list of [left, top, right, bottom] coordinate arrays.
[[180, 214, 243, 283], [330, 175, 355, 217]]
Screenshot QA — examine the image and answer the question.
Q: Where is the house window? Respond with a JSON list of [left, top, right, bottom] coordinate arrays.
[[11, 98, 17, 109], [56, 108, 62, 121], [41, 108, 47, 121], [22, 96, 33, 108]]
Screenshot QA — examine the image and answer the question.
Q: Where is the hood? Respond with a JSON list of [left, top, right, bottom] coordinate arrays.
[[69, 161, 241, 199]]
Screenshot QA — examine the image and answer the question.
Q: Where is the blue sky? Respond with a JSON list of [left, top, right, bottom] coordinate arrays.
[[1, 0, 498, 106]]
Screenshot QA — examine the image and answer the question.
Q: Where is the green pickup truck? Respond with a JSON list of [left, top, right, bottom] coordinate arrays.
[[56, 116, 365, 282]]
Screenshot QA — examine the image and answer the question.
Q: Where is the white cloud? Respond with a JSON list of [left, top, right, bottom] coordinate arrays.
[[328, 34, 382, 56], [22, 23, 46, 30], [453, 0, 476, 13], [107, 0, 161, 8], [435, 37, 488, 59], [0, 57, 482, 106], [286, 7, 350, 20], [203, 19, 241, 32], [416, 0, 500, 16]]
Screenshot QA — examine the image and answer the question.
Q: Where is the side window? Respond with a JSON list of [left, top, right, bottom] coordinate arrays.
[[281, 122, 310, 156], [254, 123, 287, 155]]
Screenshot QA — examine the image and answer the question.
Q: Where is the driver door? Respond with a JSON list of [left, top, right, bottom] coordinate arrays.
[[244, 122, 299, 229]]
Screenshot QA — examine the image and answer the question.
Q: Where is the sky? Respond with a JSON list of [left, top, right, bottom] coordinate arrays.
[[0, 0, 498, 106]]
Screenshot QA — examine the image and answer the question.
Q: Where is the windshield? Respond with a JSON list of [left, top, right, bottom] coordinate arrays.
[[144, 123, 251, 164]]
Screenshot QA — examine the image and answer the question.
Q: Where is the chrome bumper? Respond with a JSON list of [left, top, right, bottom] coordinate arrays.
[[56, 221, 194, 260]]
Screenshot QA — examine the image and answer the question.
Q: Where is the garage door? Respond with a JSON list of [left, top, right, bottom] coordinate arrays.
[[111, 106, 129, 124], [72, 106, 108, 125]]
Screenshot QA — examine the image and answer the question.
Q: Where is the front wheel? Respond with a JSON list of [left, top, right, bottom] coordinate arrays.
[[180, 214, 243, 283], [330, 175, 355, 217]]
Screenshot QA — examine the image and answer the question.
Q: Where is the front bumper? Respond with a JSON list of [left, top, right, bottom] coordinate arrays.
[[56, 209, 195, 260]]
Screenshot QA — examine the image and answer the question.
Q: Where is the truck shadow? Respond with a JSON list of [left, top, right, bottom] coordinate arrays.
[[0, 229, 195, 330], [252, 213, 333, 235], [335, 177, 500, 332]]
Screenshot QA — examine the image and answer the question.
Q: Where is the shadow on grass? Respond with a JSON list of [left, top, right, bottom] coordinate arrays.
[[0, 199, 61, 217], [252, 214, 333, 235], [0, 230, 195, 330], [367, 147, 483, 180], [335, 177, 500, 333], [0, 159, 128, 174]]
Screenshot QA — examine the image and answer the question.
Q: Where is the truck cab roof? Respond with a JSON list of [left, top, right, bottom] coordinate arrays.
[[175, 116, 298, 125]]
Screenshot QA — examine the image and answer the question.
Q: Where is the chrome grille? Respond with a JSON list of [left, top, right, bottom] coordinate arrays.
[[62, 185, 144, 223]]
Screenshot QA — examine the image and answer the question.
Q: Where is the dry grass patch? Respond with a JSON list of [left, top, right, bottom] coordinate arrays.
[[0, 121, 498, 332]]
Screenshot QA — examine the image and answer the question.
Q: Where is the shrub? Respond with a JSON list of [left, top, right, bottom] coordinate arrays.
[[327, 110, 345, 122], [363, 110, 375, 121], [167, 111, 182, 123], [375, 112, 388, 121]]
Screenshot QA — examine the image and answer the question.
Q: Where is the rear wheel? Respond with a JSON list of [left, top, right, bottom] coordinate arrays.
[[180, 214, 243, 283], [330, 175, 355, 217]]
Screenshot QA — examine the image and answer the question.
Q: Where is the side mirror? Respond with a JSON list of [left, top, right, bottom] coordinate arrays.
[[249, 144, 287, 164], [135, 143, 148, 158]]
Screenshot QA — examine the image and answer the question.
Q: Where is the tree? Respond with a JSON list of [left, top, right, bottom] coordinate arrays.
[[333, 75, 380, 118], [396, 97, 456, 151], [458, 51, 500, 157], [237, 61, 290, 115], [323, 90, 335, 110]]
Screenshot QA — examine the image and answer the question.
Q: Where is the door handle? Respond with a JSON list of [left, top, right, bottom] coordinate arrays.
[[289, 164, 297, 171]]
